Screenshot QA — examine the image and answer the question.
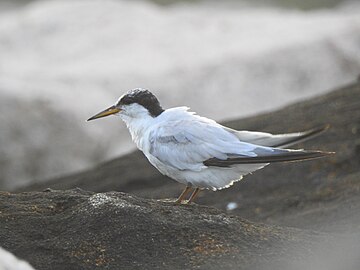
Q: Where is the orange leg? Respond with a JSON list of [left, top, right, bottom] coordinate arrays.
[[187, 188, 201, 204], [175, 186, 192, 204]]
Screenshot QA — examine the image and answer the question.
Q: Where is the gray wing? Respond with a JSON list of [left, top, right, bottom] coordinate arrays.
[[148, 120, 264, 171], [149, 121, 332, 170], [225, 125, 329, 148]]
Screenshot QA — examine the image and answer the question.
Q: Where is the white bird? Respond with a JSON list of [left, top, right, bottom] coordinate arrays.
[[87, 88, 332, 204]]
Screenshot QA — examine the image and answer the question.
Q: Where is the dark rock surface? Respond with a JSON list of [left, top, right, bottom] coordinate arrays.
[[1, 189, 329, 270], [21, 81, 360, 233]]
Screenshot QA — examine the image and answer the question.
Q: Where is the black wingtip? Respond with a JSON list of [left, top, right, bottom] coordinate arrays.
[[204, 150, 335, 167], [283, 150, 335, 162]]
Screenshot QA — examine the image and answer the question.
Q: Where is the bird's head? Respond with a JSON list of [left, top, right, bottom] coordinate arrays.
[[87, 88, 164, 121]]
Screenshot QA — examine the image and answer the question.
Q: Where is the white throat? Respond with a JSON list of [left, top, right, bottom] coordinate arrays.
[[118, 104, 156, 151]]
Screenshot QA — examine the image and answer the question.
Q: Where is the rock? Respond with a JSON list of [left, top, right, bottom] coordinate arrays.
[[0, 247, 35, 270], [0, 189, 330, 270], [21, 80, 360, 233], [0, 94, 108, 190]]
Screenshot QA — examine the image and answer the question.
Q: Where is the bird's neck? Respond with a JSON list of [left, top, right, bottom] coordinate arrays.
[[120, 114, 155, 151]]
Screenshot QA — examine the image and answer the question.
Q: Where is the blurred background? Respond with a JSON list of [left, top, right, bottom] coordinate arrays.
[[0, 0, 359, 190]]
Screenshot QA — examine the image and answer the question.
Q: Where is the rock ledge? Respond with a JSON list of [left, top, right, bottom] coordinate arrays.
[[1, 189, 325, 270]]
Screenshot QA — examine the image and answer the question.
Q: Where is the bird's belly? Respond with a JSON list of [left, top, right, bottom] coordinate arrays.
[[146, 155, 190, 185], [178, 164, 267, 190], [145, 153, 267, 190]]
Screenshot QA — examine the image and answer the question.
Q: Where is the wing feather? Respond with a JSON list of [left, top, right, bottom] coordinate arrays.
[[148, 111, 331, 171], [149, 119, 260, 171], [225, 125, 329, 148], [204, 149, 333, 167]]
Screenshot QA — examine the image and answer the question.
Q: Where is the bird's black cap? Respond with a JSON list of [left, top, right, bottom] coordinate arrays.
[[117, 88, 164, 117]]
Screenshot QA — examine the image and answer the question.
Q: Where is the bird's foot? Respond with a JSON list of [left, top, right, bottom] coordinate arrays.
[[174, 199, 189, 205], [157, 198, 189, 205]]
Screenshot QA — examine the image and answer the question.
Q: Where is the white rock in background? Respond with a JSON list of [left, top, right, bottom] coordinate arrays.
[[0, 94, 108, 188], [0, 247, 35, 270], [0, 0, 359, 189]]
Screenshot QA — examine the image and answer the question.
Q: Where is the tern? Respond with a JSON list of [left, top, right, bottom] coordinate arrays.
[[88, 89, 332, 204]]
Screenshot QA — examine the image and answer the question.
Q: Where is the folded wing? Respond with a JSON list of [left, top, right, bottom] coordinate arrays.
[[149, 120, 331, 171], [149, 120, 260, 171]]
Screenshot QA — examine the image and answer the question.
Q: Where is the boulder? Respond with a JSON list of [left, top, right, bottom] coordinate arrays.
[[0, 247, 35, 270], [0, 189, 330, 270]]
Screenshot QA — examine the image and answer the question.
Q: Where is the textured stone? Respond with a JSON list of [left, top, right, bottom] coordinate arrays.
[[0, 189, 327, 270]]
